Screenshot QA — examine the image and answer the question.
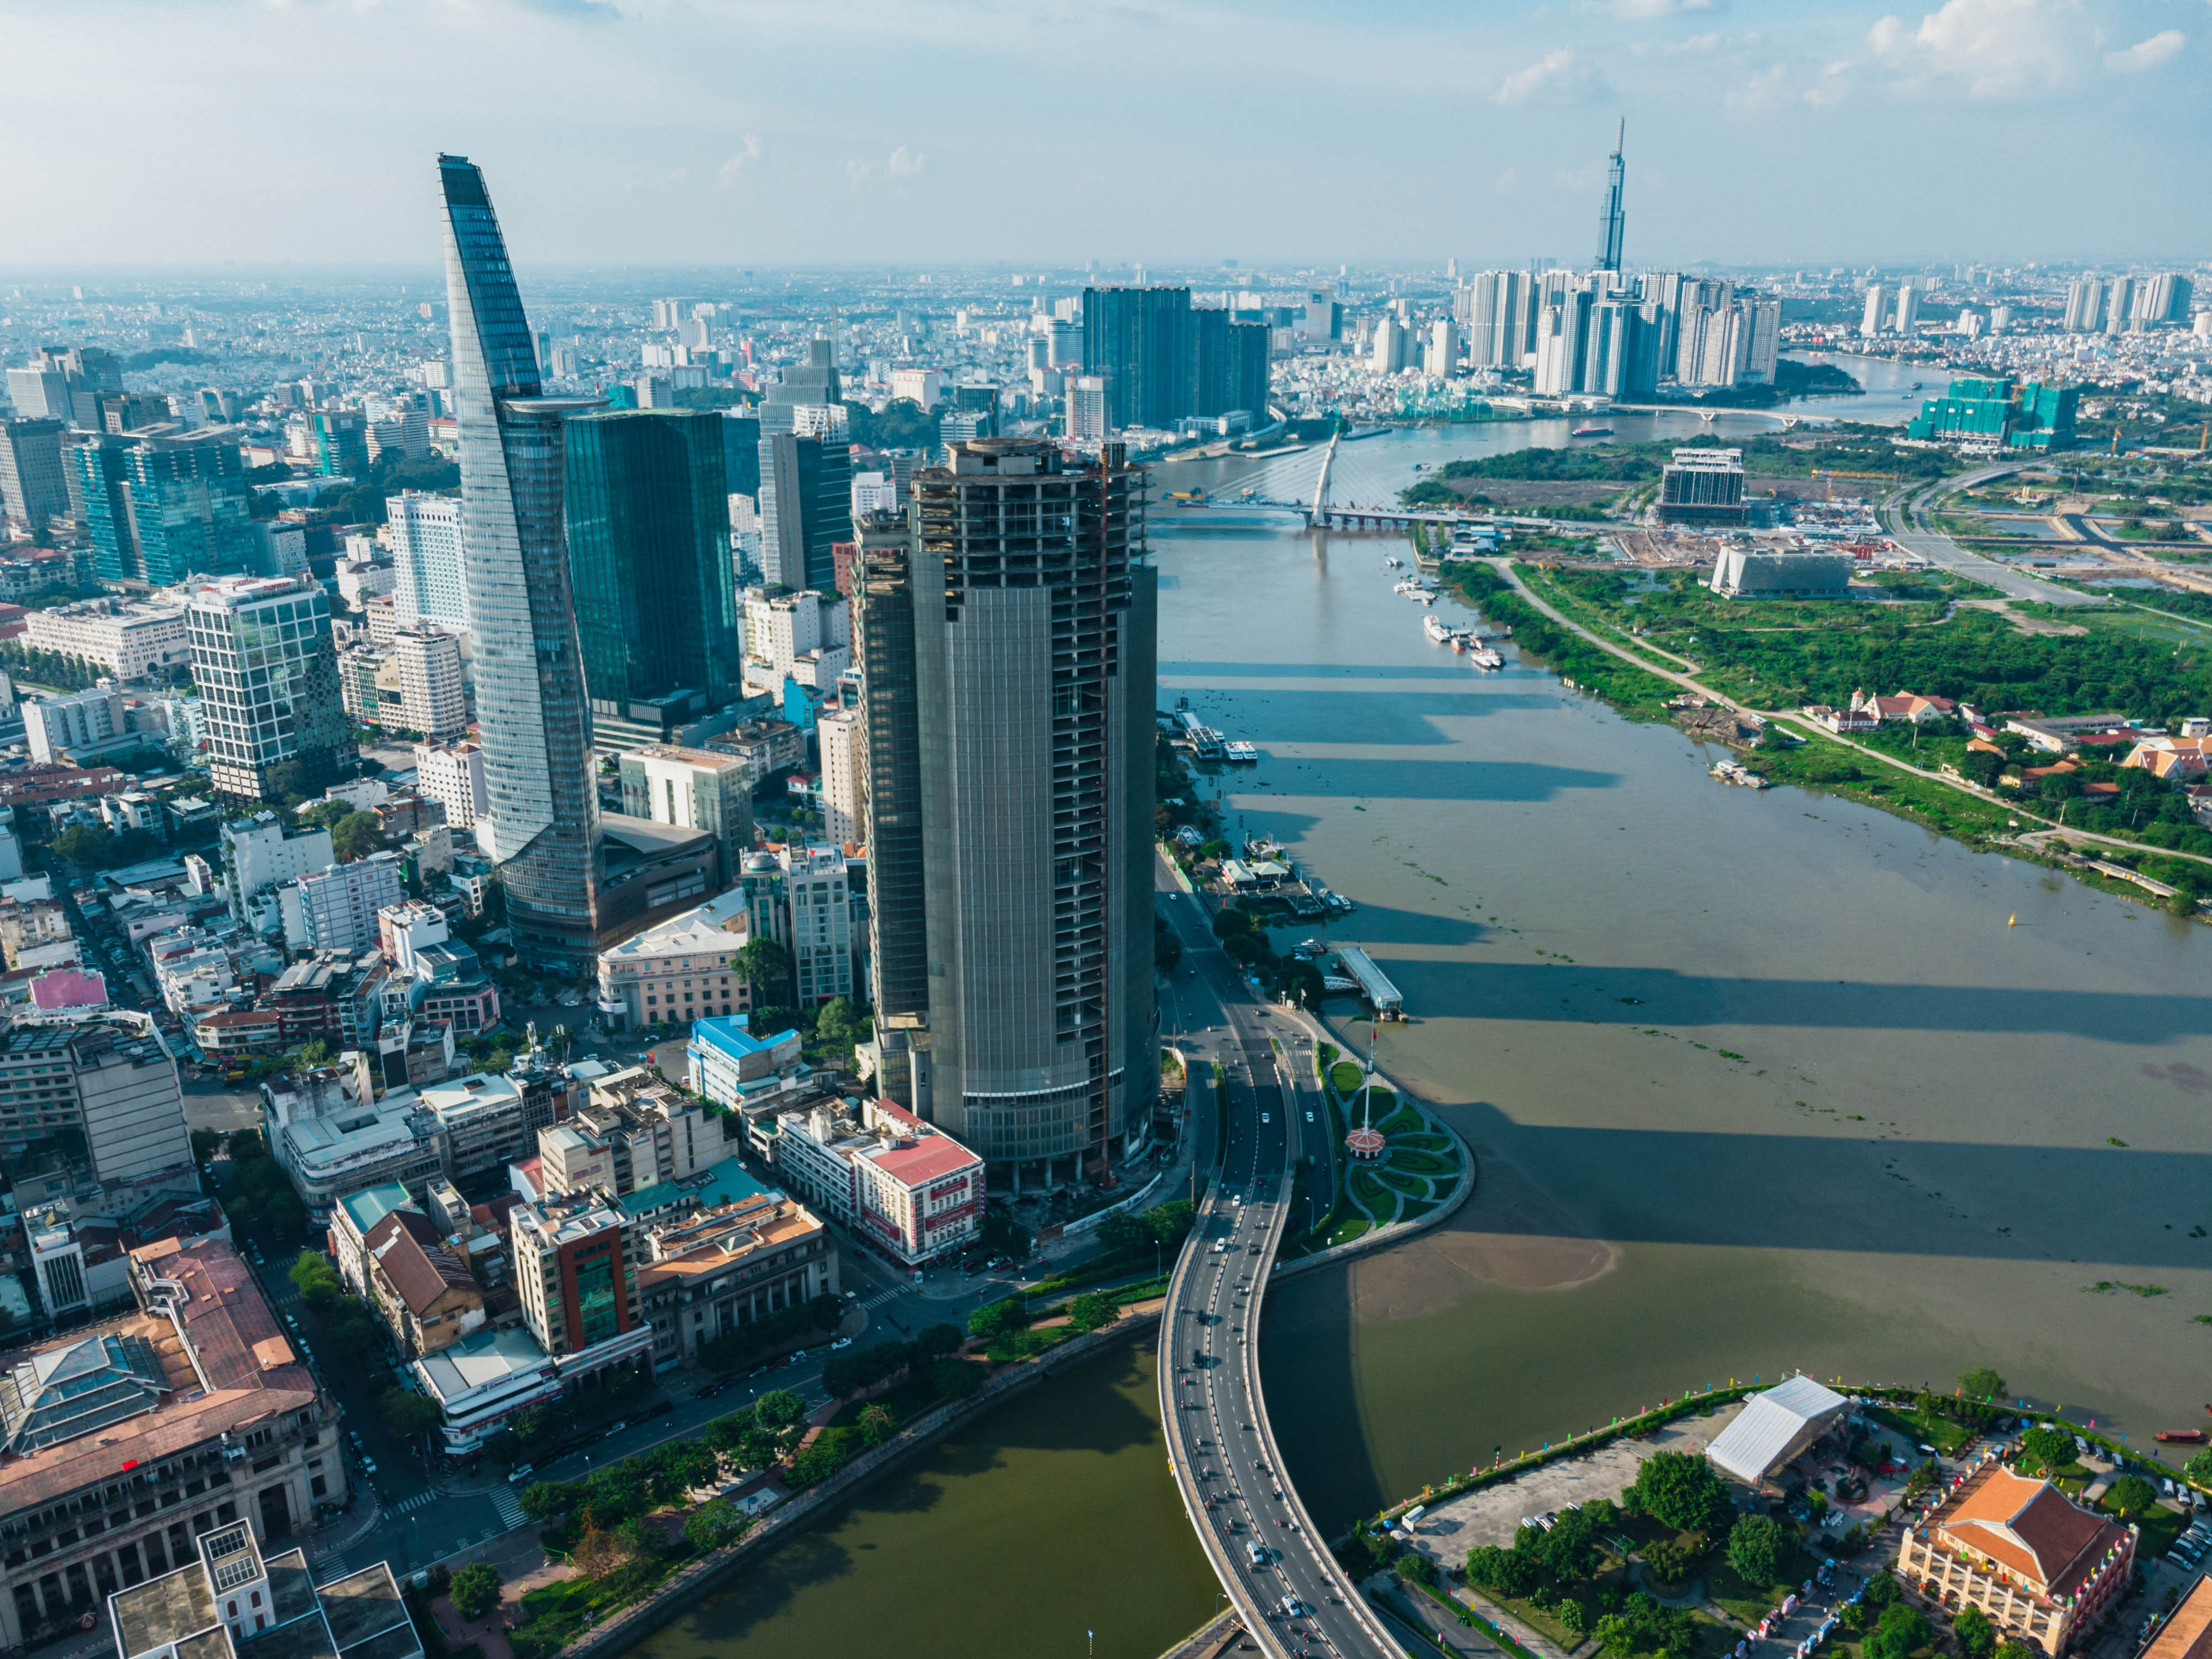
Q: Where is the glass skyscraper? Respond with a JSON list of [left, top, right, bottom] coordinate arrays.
[[73, 430, 253, 587], [440, 153, 606, 967], [563, 409, 739, 719]]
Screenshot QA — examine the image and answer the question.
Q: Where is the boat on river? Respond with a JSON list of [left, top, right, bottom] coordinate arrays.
[[2156, 1428, 2206, 1443], [1423, 614, 1452, 644], [1572, 425, 1613, 438]]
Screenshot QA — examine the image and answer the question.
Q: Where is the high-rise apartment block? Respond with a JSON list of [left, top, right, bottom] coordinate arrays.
[[742, 586, 849, 691], [413, 739, 487, 829], [23, 684, 129, 764], [817, 706, 865, 849], [387, 491, 469, 632], [860, 440, 1156, 1183], [564, 409, 740, 750], [183, 575, 351, 801], [0, 418, 69, 533], [375, 625, 468, 739], [1861, 285, 1888, 339], [742, 845, 854, 1006], [440, 153, 606, 967]]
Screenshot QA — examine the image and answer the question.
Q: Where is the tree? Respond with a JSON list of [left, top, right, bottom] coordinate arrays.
[[1954, 1606, 1996, 1659], [2184, 1448, 2212, 1488], [613, 1517, 662, 1561], [448, 1563, 502, 1621], [1862, 1601, 1928, 1659], [518, 1481, 579, 1521], [1465, 1545, 1542, 1598], [1958, 1368, 2006, 1401], [1526, 1503, 1605, 1580], [331, 810, 385, 862], [814, 997, 858, 1049], [1066, 1292, 1117, 1333], [682, 1500, 749, 1553], [967, 1297, 1028, 1340], [733, 939, 795, 1005], [572, 1526, 622, 1580], [858, 1404, 894, 1448], [753, 1389, 806, 1434], [2105, 1474, 2158, 1519], [1640, 1536, 1697, 1585], [1994, 1642, 2039, 1659], [929, 1359, 984, 1401], [787, 1438, 848, 1486], [288, 1250, 342, 1309], [190, 1128, 223, 1164], [1961, 748, 2006, 787], [378, 1391, 442, 1439], [51, 824, 115, 870], [1726, 1514, 1784, 1585], [2019, 1425, 2076, 1474], [1624, 1449, 1731, 1533], [915, 1323, 964, 1360]]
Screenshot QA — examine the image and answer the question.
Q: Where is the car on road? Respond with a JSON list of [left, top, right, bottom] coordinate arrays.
[[604, 1422, 627, 1436], [830, 1337, 853, 1349], [1260, 1112, 1269, 1123], [359, 1457, 375, 1474]]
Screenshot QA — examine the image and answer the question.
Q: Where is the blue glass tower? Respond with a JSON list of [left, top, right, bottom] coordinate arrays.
[[440, 153, 607, 967]]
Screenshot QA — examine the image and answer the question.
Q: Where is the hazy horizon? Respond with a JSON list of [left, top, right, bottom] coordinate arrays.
[[1, 0, 2206, 272]]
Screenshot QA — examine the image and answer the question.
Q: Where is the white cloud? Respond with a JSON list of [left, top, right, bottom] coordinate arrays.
[[1599, 0, 1718, 15], [1725, 62, 1790, 114], [1802, 59, 1854, 106], [716, 134, 764, 184], [1867, 0, 2095, 98], [847, 145, 926, 188], [1494, 47, 1601, 105], [2105, 28, 2184, 70]]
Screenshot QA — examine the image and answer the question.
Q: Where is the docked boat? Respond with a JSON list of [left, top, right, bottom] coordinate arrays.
[[1222, 740, 1259, 763], [1572, 425, 1613, 437], [2156, 1428, 2207, 1443], [1467, 645, 1504, 671], [1423, 614, 1452, 644], [1384, 556, 1402, 568], [1710, 760, 1771, 790]]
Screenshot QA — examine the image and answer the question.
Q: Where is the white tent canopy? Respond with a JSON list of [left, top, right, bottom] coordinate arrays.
[[1705, 1376, 1850, 1485]]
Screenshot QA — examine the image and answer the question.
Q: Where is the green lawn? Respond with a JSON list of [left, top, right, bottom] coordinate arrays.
[[1351, 1167, 1400, 1222], [1394, 1132, 1454, 1152], [1378, 1167, 1428, 1195], [1376, 1104, 1422, 1136], [1865, 1403, 1978, 1455], [1464, 1584, 1592, 1652], [1329, 1061, 1365, 1093], [1389, 1148, 1458, 1175], [1328, 1216, 1371, 1246]]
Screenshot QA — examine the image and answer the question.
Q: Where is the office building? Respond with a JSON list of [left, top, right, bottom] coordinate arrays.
[[413, 739, 487, 829], [718, 411, 760, 500], [763, 1095, 983, 1269], [1860, 285, 1888, 339], [633, 1184, 835, 1372], [1661, 448, 1748, 524], [742, 844, 854, 1005], [308, 410, 367, 477], [615, 746, 754, 886], [757, 432, 852, 592], [759, 337, 841, 436], [1082, 286, 1191, 431], [0, 1017, 195, 1194], [508, 1188, 655, 1378], [593, 885, 750, 1032], [24, 685, 129, 764], [387, 491, 469, 633], [184, 575, 351, 802], [742, 587, 849, 689], [7, 345, 121, 430], [853, 525, 927, 1026], [374, 625, 467, 739], [0, 1238, 345, 1652], [564, 409, 740, 749], [0, 419, 69, 533], [440, 153, 606, 966], [862, 440, 1156, 1182], [22, 602, 189, 682], [73, 429, 253, 588]]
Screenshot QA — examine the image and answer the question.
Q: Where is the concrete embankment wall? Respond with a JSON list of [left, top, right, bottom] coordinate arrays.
[[556, 1311, 1164, 1659]]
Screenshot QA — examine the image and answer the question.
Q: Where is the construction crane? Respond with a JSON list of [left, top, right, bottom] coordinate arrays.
[[1809, 469, 1901, 502]]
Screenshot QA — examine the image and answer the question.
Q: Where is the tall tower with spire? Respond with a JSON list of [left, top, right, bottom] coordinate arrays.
[[1595, 118, 1626, 274]]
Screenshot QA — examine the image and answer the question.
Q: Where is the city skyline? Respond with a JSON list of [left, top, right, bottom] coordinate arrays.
[[0, 0, 2205, 270]]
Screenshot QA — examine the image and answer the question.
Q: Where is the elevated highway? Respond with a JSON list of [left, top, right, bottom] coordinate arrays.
[[1155, 868, 1397, 1659]]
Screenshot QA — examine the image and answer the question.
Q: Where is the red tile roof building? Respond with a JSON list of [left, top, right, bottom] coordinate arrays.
[[1897, 1460, 2135, 1655]]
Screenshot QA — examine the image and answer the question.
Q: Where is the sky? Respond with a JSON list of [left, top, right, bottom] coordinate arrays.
[[0, 0, 2205, 273]]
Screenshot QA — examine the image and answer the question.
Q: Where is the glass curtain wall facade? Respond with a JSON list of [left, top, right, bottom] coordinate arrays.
[[186, 576, 351, 801], [74, 432, 252, 587], [563, 409, 738, 717], [439, 153, 606, 967], [1081, 287, 1192, 432]]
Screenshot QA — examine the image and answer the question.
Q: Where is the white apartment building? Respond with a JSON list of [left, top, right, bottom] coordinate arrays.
[[184, 573, 349, 801], [768, 1095, 983, 1269], [387, 490, 469, 633], [22, 602, 189, 681], [890, 368, 942, 408], [279, 852, 405, 954], [849, 471, 898, 519], [221, 811, 334, 930], [594, 885, 750, 1032], [378, 625, 468, 739], [23, 684, 128, 763], [743, 588, 850, 688], [414, 739, 487, 829], [1066, 376, 1107, 443], [774, 844, 852, 1005], [817, 706, 865, 849]]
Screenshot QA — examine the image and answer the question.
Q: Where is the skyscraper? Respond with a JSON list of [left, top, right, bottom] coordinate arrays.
[[439, 153, 606, 967], [0, 419, 69, 533], [1860, 285, 1888, 340], [865, 439, 1156, 1185], [387, 490, 469, 632], [1595, 119, 1626, 273], [2063, 276, 2105, 333], [71, 427, 253, 586], [563, 408, 740, 742], [184, 574, 352, 801], [1893, 284, 1921, 336], [1459, 270, 1535, 369], [853, 523, 927, 1037], [757, 432, 852, 591], [1081, 286, 1191, 432]]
